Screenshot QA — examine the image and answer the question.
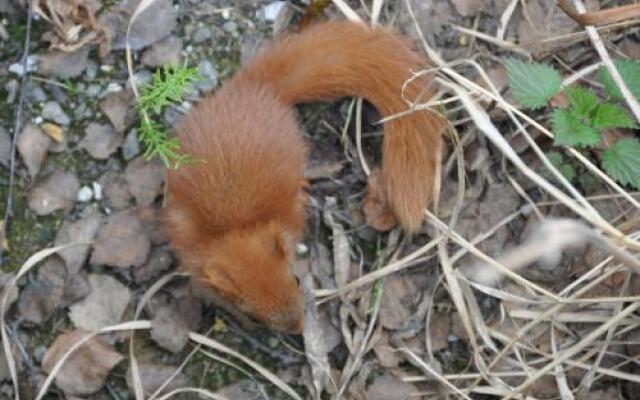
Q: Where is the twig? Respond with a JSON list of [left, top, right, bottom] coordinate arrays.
[[1, 1, 34, 267]]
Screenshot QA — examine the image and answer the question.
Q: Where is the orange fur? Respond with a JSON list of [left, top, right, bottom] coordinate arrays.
[[164, 21, 444, 333]]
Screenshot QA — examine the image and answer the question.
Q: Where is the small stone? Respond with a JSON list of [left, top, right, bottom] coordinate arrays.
[[92, 182, 103, 200], [296, 243, 308, 256], [0, 126, 11, 167], [4, 80, 18, 104], [222, 21, 237, 33], [106, 83, 123, 93], [76, 186, 93, 202], [192, 26, 212, 44], [8, 55, 38, 76], [86, 84, 101, 98], [27, 82, 47, 103], [122, 129, 141, 160], [195, 60, 218, 92], [263, 1, 286, 21], [128, 70, 153, 90], [42, 101, 70, 126]]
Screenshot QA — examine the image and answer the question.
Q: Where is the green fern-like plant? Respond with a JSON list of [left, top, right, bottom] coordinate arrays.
[[137, 64, 200, 168], [505, 58, 640, 190]]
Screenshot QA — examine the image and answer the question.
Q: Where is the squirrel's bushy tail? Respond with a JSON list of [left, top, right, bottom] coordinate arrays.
[[240, 21, 444, 233]]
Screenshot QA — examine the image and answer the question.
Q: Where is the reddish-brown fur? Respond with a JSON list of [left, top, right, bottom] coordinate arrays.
[[164, 21, 444, 333]]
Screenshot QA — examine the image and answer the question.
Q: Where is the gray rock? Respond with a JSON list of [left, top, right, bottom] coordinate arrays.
[[195, 60, 218, 92], [192, 26, 212, 44], [122, 129, 141, 161], [4, 80, 18, 104], [42, 101, 70, 126], [0, 126, 11, 168], [100, 0, 178, 51]]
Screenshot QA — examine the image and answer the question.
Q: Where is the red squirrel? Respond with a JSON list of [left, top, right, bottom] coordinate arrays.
[[164, 21, 444, 333]]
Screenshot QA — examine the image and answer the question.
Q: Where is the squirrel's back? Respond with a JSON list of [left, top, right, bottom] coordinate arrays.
[[165, 20, 443, 333]]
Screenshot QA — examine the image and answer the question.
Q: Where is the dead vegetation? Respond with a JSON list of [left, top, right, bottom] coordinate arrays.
[[1, 0, 640, 399]]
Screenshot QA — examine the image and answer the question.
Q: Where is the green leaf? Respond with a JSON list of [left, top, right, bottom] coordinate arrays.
[[505, 58, 562, 110], [552, 108, 601, 147], [591, 103, 636, 129], [597, 59, 640, 100], [565, 86, 599, 117], [140, 64, 199, 115], [544, 151, 576, 181], [602, 138, 640, 189]]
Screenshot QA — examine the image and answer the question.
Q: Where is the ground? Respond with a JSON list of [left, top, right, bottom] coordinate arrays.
[[0, 0, 639, 399]]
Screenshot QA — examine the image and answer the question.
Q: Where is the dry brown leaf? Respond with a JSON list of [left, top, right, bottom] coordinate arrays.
[[90, 208, 151, 268], [28, 170, 80, 216], [68, 274, 131, 331], [17, 123, 51, 178], [42, 330, 123, 397]]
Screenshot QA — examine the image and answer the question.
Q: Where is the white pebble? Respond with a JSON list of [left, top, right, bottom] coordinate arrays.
[[296, 243, 308, 256], [76, 186, 93, 202], [92, 182, 103, 200], [100, 64, 114, 73], [106, 83, 123, 93], [263, 1, 286, 21]]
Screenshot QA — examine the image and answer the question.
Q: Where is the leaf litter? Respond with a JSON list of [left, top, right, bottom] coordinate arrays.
[[3, 0, 640, 398]]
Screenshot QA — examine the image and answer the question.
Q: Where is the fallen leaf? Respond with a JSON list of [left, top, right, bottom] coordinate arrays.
[[68, 274, 132, 331], [455, 182, 520, 257], [38, 48, 90, 78], [18, 256, 67, 325], [41, 122, 65, 143], [42, 330, 124, 397], [80, 122, 124, 160], [216, 380, 267, 400], [132, 247, 172, 284], [17, 123, 51, 178], [150, 288, 202, 353], [90, 208, 151, 268], [99, 90, 136, 132], [379, 275, 413, 330], [366, 373, 417, 400], [28, 170, 80, 216], [98, 171, 132, 210], [125, 363, 190, 397], [125, 156, 165, 206], [137, 205, 170, 245], [55, 213, 102, 274], [141, 35, 183, 67], [301, 276, 330, 397]]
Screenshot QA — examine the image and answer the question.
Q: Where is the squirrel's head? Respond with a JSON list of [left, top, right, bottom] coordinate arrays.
[[199, 221, 303, 333]]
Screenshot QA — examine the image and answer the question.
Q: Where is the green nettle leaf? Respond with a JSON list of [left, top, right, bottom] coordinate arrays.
[[597, 59, 640, 100], [552, 108, 601, 147], [544, 151, 576, 181], [565, 86, 599, 117], [602, 138, 640, 189], [591, 103, 637, 129], [505, 58, 562, 110]]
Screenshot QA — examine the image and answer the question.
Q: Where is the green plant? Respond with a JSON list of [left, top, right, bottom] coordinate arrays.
[[505, 58, 640, 189], [137, 64, 200, 168]]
